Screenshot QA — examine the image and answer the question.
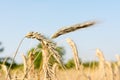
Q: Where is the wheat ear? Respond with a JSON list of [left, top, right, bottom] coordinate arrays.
[[51, 21, 96, 39], [66, 38, 80, 70], [0, 64, 11, 80], [96, 48, 107, 80]]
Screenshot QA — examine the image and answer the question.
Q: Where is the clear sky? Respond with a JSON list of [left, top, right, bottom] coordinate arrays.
[[0, 0, 120, 63]]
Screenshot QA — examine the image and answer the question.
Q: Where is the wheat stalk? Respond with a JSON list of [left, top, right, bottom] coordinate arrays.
[[105, 61, 114, 80], [66, 38, 91, 80], [25, 32, 63, 67], [25, 32, 65, 80], [27, 51, 35, 79], [0, 64, 11, 80], [52, 63, 58, 80], [51, 21, 96, 39], [22, 54, 27, 77], [96, 49, 108, 80], [42, 42, 52, 80], [114, 63, 120, 80], [7, 38, 25, 80], [22, 48, 41, 80], [66, 38, 80, 70], [96, 48, 105, 62]]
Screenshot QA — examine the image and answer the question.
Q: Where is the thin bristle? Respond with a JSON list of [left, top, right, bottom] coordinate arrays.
[[51, 21, 96, 39]]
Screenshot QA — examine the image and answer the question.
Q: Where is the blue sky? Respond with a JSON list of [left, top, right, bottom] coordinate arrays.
[[0, 0, 120, 63]]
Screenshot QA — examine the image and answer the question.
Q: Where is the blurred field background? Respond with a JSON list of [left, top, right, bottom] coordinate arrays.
[[0, 0, 120, 80]]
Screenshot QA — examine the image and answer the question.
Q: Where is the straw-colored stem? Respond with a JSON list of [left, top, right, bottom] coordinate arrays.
[[7, 38, 25, 79]]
